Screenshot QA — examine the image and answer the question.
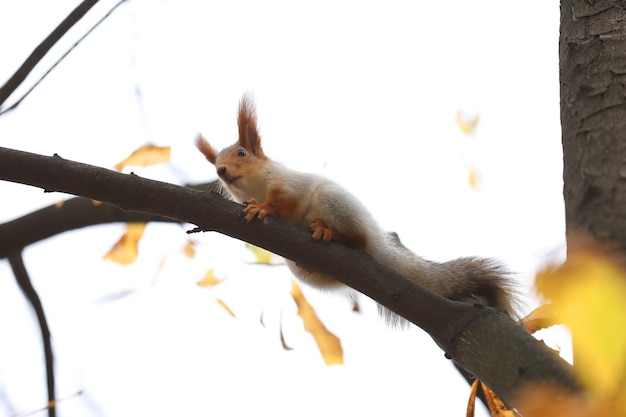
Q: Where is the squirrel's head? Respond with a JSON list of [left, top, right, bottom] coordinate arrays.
[[195, 93, 268, 201]]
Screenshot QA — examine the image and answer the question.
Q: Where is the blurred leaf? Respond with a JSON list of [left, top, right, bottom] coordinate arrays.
[[245, 243, 279, 264], [216, 298, 235, 318], [516, 383, 626, 417], [103, 223, 146, 265], [91, 199, 102, 206], [182, 240, 196, 258], [196, 268, 225, 288], [55, 200, 64, 208], [522, 303, 560, 334], [291, 279, 343, 365], [467, 165, 481, 191], [455, 111, 480, 135], [536, 249, 626, 397], [114, 144, 171, 171]]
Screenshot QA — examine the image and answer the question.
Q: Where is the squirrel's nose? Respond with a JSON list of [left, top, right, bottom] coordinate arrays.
[[216, 165, 226, 177]]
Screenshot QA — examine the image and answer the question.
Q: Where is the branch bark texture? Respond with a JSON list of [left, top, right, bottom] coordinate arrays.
[[0, 146, 580, 406]]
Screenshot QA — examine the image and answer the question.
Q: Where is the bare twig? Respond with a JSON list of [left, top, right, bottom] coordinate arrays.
[[8, 251, 56, 417], [0, 0, 128, 115]]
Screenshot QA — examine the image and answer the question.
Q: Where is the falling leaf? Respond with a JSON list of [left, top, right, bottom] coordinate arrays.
[[455, 111, 480, 135], [245, 243, 279, 264], [536, 249, 626, 398], [55, 200, 64, 208], [114, 144, 171, 171], [196, 268, 225, 288], [216, 298, 236, 318], [182, 240, 196, 258], [467, 165, 481, 191], [103, 223, 146, 265], [291, 279, 343, 365], [91, 199, 102, 206]]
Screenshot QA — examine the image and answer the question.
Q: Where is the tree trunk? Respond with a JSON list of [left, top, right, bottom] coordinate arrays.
[[560, 0, 626, 262]]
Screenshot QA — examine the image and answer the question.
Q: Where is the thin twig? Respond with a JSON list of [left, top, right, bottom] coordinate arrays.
[[8, 251, 56, 417], [0, 0, 128, 115]]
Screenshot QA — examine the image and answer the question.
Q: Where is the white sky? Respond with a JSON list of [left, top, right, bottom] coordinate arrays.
[[0, 1, 564, 416]]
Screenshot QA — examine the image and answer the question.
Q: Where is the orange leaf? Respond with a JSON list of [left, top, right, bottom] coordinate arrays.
[[522, 303, 560, 334], [216, 298, 235, 318], [55, 200, 64, 208], [196, 269, 225, 288], [182, 240, 196, 258], [114, 144, 171, 171], [291, 279, 343, 365], [481, 382, 515, 417], [103, 223, 146, 265]]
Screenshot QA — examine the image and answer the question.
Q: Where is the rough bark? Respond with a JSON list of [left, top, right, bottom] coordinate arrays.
[[560, 0, 626, 262], [0, 146, 580, 407]]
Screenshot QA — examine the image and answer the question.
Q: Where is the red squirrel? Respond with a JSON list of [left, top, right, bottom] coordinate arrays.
[[195, 94, 519, 325]]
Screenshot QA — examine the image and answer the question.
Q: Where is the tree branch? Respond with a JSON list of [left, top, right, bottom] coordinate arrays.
[[0, 0, 101, 110], [0, 146, 581, 407], [8, 250, 56, 417]]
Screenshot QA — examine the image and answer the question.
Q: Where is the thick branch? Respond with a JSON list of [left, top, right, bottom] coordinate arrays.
[[0, 146, 581, 406]]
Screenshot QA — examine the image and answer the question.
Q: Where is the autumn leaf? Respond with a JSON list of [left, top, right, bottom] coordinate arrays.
[[466, 379, 516, 417], [245, 243, 279, 264], [522, 303, 560, 334], [182, 240, 196, 258], [55, 200, 64, 208], [114, 144, 171, 171], [291, 279, 343, 365], [535, 248, 626, 399], [216, 298, 235, 318], [455, 111, 480, 135], [196, 268, 225, 288], [103, 223, 146, 265], [467, 165, 481, 191]]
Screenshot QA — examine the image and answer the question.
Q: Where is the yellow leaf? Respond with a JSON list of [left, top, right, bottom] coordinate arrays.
[[216, 298, 236, 318], [196, 269, 225, 288], [103, 223, 146, 265], [455, 111, 480, 135], [55, 200, 64, 208], [245, 243, 278, 264], [467, 165, 481, 191], [536, 249, 626, 397], [114, 144, 171, 171], [291, 279, 343, 365], [182, 240, 196, 258]]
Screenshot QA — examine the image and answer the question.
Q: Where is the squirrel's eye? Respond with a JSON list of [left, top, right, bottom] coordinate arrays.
[[237, 149, 247, 157]]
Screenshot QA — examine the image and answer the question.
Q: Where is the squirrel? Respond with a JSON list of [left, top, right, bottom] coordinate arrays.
[[195, 93, 519, 325]]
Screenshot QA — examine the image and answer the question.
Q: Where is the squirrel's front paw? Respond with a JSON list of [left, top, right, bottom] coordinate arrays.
[[309, 220, 335, 242], [243, 199, 267, 222]]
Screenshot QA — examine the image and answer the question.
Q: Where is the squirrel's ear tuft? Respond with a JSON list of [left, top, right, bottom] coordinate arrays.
[[195, 133, 219, 165], [238, 92, 265, 158]]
